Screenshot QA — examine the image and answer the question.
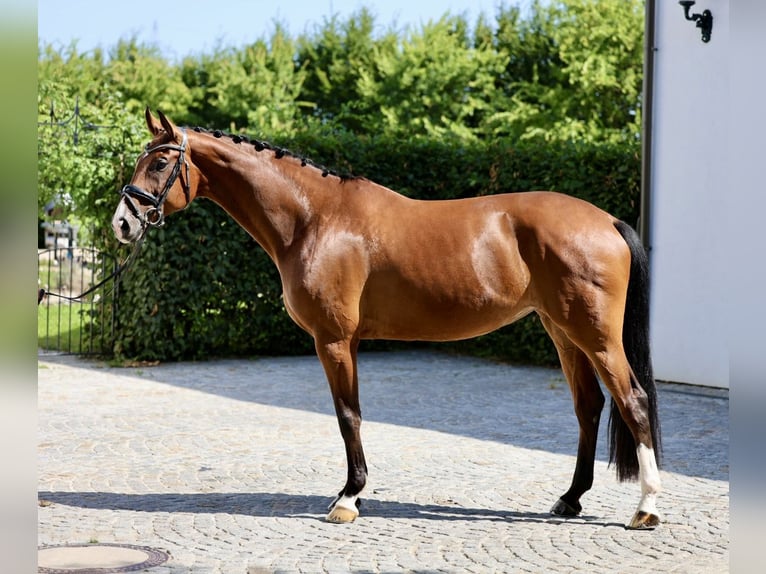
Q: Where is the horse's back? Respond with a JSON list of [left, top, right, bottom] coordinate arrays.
[[355, 190, 623, 277]]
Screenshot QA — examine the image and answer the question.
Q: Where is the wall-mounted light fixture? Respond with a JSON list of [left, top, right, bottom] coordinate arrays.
[[679, 1, 713, 43]]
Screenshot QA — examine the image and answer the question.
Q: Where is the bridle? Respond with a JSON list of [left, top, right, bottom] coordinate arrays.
[[118, 128, 191, 229], [39, 130, 192, 305]]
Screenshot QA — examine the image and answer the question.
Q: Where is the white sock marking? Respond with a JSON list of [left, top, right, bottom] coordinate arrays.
[[636, 443, 662, 516]]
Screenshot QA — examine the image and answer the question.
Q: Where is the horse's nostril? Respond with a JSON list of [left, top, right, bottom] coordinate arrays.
[[120, 218, 130, 233]]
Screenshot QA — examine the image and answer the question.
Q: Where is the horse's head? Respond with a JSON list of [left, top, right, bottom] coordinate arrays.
[[112, 108, 197, 243]]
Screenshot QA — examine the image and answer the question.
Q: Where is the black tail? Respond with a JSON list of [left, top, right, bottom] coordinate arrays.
[[609, 220, 662, 482]]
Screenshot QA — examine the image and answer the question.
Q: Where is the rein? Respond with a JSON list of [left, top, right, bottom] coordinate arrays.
[[38, 230, 148, 304]]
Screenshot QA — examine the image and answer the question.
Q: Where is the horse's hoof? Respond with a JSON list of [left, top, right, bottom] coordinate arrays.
[[550, 498, 581, 517], [326, 505, 359, 524], [627, 510, 661, 530]]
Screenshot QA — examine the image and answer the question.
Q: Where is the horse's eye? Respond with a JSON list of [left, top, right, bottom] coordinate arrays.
[[152, 157, 169, 172]]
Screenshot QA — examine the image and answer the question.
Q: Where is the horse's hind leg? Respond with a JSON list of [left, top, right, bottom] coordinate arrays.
[[541, 316, 605, 517], [590, 348, 662, 529], [315, 334, 367, 523]]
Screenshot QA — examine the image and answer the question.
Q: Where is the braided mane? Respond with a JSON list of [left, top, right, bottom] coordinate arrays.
[[190, 126, 357, 182]]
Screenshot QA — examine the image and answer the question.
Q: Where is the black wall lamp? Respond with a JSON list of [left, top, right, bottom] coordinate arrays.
[[679, 1, 713, 43]]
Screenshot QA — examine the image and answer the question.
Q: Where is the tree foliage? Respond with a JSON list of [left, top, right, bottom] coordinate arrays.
[[181, 26, 309, 133], [485, 0, 644, 142], [296, 8, 389, 130], [37, 45, 143, 246], [351, 16, 508, 139]]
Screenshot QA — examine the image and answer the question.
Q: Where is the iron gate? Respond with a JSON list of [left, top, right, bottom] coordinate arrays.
[[37, 246, 118, 356]]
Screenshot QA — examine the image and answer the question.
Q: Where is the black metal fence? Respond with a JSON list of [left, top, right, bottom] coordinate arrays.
[[37, 246, 117, 356]]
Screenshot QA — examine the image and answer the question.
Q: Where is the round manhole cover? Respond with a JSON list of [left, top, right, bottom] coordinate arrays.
[[38, 543, 170, 573]]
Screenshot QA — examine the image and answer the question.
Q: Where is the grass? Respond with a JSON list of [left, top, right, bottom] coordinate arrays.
[[38, 251, 114, 355], [37, 302, 87, 353]]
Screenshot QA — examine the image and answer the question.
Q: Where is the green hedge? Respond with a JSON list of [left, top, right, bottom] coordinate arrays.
[[110, 134, 641, 364]]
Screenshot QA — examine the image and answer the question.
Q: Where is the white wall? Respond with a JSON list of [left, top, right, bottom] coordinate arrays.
[[649, 1, 729, 387]]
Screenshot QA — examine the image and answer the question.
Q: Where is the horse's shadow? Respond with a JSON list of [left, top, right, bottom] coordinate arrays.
[[38, 490, 623, 528]]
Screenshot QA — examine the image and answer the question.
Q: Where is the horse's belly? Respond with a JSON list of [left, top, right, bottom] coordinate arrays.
[[359, 287, 532, 342], [358, 240, 532, 340]]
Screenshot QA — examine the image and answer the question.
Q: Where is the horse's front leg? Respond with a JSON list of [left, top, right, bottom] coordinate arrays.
[[315, 335, 367, 523]]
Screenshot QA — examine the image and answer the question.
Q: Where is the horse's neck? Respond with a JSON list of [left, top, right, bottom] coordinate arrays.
[[190, 134, 313, 260]]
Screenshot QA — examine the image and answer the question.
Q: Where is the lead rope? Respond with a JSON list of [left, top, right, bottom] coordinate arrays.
[[38, 228, 148, 305]]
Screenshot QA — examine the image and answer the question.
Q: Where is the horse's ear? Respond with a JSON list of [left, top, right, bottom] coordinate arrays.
[[157, 110, 181, 144], [145, 107, 163, 136]]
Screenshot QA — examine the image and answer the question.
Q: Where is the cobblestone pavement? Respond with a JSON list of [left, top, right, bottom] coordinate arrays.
[[38, 350, 728, 573]]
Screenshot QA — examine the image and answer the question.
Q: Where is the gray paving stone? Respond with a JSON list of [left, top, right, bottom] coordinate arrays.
[[38, 350, 728, 573]]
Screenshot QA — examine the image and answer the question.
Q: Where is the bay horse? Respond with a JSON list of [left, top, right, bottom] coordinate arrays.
[[112, 109, 662, 529]]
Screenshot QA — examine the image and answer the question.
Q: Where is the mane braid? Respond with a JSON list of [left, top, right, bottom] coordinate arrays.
[[189, 126, 357, 182]]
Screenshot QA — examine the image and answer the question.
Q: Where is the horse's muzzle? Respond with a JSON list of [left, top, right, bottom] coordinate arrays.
[[111, 202, 144, 244]]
